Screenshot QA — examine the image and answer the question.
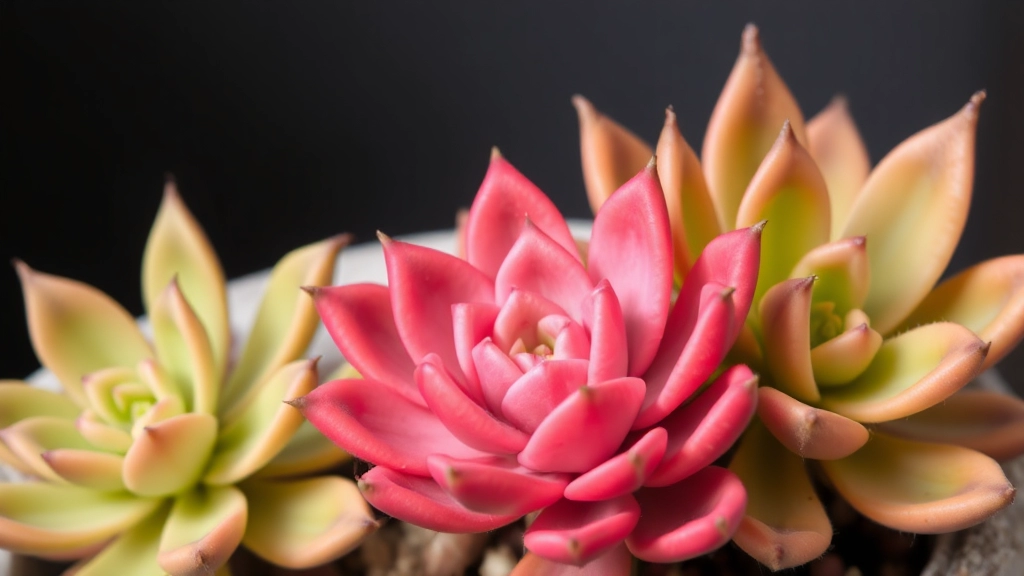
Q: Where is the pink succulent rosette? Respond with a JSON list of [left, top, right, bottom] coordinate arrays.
[[295, 152, 764, 572]]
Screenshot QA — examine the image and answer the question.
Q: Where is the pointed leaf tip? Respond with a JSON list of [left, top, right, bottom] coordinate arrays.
[[491, 146, 503, 160], [741, 23, 760, 55], [376, 230, 392, 244]]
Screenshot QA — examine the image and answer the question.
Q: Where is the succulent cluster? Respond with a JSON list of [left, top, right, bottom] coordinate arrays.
[[0, 182, 374, 575], [574, 24, 1024, 570]]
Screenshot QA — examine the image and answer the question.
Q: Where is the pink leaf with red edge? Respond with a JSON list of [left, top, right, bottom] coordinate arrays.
[[427, 454, 569, 516], [580, 281, 629, 384], [635, 283, 736, 429], [646, 365, 759, 487], [564, 427, 668, 501], [525, 495, 641, 566], [518, 377, 644, 473], [358, 465, 518, 532], [627, 466, 747, 563], [495, 222, 594, 320], [501, 359, 589, 434], [472, 338, 525, 415], [465, 154, 579, 279], [493, 290, 567, 352], [383, 238, 495, 383], [511, 543, 633, 576], [311, 284, 418, 399], [416, 357, 529, 455], [296, 378, 488, 476], [452, 302, 500, 405], [587, 164, 673, 377]]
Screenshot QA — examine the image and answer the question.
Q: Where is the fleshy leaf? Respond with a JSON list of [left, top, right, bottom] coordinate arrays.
[[295, 378, 487, 476], [877, 389, 1024, 461], [158, 485, 247, 576], [821, 433, 1014, 533], [511, 544, 632, 576], [806, 97, 871, 237], [241, 476, 376, 569], [587, 162, 673, 376], [358, 465, 518, 532], [573, 95, 653, 214], [205, 359, 319, 485], [810, 316, 883, 386], [122, 412, 218, 497], [1, 416, 94, 483], [427, 454, 569, 516], [256, 420, 349, 478], [757, 387, 868, 460], [656, 106, 721, 278], [817, 322, 987, 422], [473, 338, 525, 416], [525, 495, 640, 566], [580, 281, 628, 384], [0, 482, 160, 557], [702, 24, 807, 231], [142, 181, 229, 379], [759, 277, 819, 402], [841, 93, 984, 334], [466, 151, 579, 278], [501, 358, 589, 434], [452, 302, 500, 404], [518, 377, 644, 473], [222, 234, 348, 409], [897, 254, 1024, 370], [729, 420, 832, 570], [646, 365, 759, 487], [76, 410, 133, 454], [492, 289, 567, 353], [564, 427, 667, 502], [791, 236, 870, 315], [150, 279, 218, 414], [16, 262, 152, 406], [627, 467, 746, 563], [0, 381, 79, 470], [69, 504, 170, 576], [42, 448, 126, 491], [736, 122, 830, 304]]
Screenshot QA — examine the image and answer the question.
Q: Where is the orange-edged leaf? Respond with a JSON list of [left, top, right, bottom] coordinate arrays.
[[821, 433, 1014, 533], [757, 387, 868, 460], [573, 95, 652, 214], [122, 412, 217, 497], [791, 236, 870, 316], [0, 416, 94, 483], [759, 277, 819, 403], [150, 279, 218, 414], [702, 24, 807, 231], [0, 381, 79, 471], [158, 485, 248, 576], [841, 93, 985, 335], [806, 97, 871, 237], [810, 314, 883, 387]]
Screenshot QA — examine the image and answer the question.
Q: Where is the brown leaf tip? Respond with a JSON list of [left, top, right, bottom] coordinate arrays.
[[719, 286, 737, 300], [645, 155, 658, 171], [376, 230, 393, 245], [962, 90, 986, 120], [751, 219, 768, 234], [490, 146, 503, 161], [663, 105, 678, 126], [299, 285, 320, 298], [741, 23, 762, 57], [283, 396, 307, 411], [571, 94, 596, 119], [11, 258, 32, 282], [329, 233, 355, 251]]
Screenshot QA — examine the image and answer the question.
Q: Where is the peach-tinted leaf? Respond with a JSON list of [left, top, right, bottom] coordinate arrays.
[[76, 410, 133, 454], [158, 485, 247, 576], [67, 504, 170, 576], [736, 123, 830, 303], [42, 448, 125, 492], [806, 97, 871, 237], [0, 381, 79, 471], [791, 236, 870, 315], [897, 255, 1024, 371], [205, 359, 319, 485], [759, 277, 819, 402], [150, 279, 218, 414], [222, 235, 348, 410], [123, 412, 218, 497], [810, 314, 883, 386], [142, 181, 229, 379], [1, 416, 94, 483], [656, 107, 721, 278], [757, 387, 868, 459], [877, 389, 1024, 461], [0, 482, 160, 557], [573, 95, 653, 214], [255, 419, 349, 479], [841, 93, 984, 334], [241, 476, 376, 569], [16, 262, 152, 406], [818, 322, 987, 422], [703, 24, 807, 231], [821, 433, 1014, 533], [729, 420, 832, 570]]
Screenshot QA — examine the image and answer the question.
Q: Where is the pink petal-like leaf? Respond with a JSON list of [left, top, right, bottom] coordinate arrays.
[[358, 465, 518, 532], [472, 338, 525, 415], [628, 467, 746, 563], [492, 289, 566, 352], [452, 302, 500, 404], [416, 358, 529, 455], [311, 284, 419, 403], [646, 365, 759, 487], [587, 162, 673, 376], [525, 495, 640, 566], [384, 238, 495, 383], [495, 222, 594, 321], [543, 315, 590, 361], [500, 359, 589, 434], [564, 427, 667, 501], [635, 283, 735, 429], [518, 377, 644, 473], [296, 378, 487, 476], [580, 281, 628, 384], [466, 152, 578, 278], [427, 454, 569, 516], [511, 543, 633, 576], [757, 387, 868, 460]]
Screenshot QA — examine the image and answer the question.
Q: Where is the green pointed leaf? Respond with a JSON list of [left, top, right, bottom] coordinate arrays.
[[123, 412, 217, 497], [806, 97, 871, 238], [0, 381, 80, 471], [791, 236, 870, 315], [69, 504, 171, 576], [150, 279, 219, 414], [1, 416, 94, 483], [76, 409, 133, 454], [42, 448, 126, 492], [158, 485, 248, 576]]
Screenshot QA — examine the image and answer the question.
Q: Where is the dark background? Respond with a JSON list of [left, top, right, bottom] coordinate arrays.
[[3, 1, 1024, 390]]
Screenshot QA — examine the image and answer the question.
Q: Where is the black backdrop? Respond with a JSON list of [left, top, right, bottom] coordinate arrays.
[[4, 1, 1024, 390]]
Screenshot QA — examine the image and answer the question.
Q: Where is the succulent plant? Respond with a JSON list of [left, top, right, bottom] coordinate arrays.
[[294, 150, 764, 573], [0, 180, 375, 575], [575, 24, 1024, 570]]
